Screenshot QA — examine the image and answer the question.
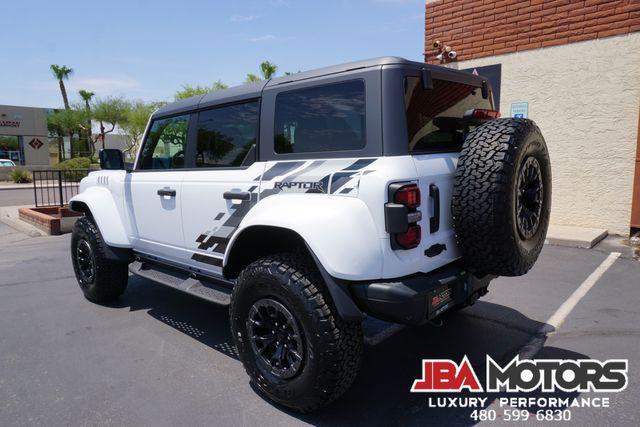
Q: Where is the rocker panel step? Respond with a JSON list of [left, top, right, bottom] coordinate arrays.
[[129, 261, 232, 306]]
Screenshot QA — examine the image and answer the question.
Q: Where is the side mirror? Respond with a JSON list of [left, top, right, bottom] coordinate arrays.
[[99, 149, 124, 170]]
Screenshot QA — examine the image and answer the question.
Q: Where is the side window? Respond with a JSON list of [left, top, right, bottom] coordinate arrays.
[[195, 101, 259, 168], [274, 80, 366, 154], [138, 114, 190, 170]]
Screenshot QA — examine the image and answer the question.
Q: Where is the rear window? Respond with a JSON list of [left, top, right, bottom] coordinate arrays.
[[274, 80, 366, 154], [405, 77, 493, 153]]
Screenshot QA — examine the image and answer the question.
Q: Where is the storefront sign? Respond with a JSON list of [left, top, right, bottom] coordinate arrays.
[[28, 138, 44, 149], [0, 120, 20, 127]]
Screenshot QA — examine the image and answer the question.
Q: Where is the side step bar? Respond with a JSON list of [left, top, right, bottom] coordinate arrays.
[[129, 260, 232, 306]]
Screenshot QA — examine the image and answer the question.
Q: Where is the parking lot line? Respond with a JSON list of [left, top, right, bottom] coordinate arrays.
[[519, 251, 621, 359], [341, 252, 623, 349], [546, 251, 621, 330]]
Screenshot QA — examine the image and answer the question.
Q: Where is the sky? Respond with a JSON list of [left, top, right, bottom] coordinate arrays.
[[1, 0, 425, 109]]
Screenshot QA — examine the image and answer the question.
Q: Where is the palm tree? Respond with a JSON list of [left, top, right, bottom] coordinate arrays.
[[260, 61, 277, 79], [78, 90, 95, 157], [244, 61, 278, 84], [50, 64, 74, 109], [244, 73, 261, 84], [78, 89, 94, 109]]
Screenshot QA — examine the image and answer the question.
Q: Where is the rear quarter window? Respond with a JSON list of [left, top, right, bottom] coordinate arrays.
[[405, 77, 493, 154], [274, 80, 366, 154]]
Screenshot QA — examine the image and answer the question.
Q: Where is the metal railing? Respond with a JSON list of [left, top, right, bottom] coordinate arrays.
[[32, 169, 90, 207]]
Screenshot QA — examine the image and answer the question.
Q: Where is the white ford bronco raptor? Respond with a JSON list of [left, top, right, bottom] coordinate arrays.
[[69, 57, 551, 412]]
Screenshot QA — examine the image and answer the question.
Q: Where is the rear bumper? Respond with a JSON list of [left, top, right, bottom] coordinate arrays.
[[348, 264, 493, 325]]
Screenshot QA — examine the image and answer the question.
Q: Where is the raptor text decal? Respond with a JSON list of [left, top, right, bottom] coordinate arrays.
[[274, 181, 324, 192]]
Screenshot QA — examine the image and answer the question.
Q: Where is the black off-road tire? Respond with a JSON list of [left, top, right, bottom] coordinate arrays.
[[71, 216, 128, 302], [452, 118, 551, 276], [230, 253, 363, 413]]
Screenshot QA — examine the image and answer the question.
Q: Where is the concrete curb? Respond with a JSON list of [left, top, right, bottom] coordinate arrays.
[[0, 184, 60, 191], [0, 205, 46, 237], [545, 225, 608, 249]]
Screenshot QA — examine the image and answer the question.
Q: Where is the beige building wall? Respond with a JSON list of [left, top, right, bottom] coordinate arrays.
[[447, 33, 640, 235], [1, 105, 50, 166], [0, 105, 49, 137]]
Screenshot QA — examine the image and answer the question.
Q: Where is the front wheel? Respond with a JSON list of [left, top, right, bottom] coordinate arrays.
[[71, 216, 128, 302], [230, 254, 362, 413]]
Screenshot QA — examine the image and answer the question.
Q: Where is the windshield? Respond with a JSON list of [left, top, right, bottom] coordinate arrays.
[[405, 76, 493, 153]]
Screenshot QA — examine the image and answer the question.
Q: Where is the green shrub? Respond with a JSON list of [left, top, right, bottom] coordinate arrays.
[[9, 168, 32, 184], [54, 157, 91, 182], [55, 157, 92, 170]]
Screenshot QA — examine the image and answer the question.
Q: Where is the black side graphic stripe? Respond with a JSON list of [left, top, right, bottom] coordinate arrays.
[[222, 202, 253, 228], [310, 158, 374, 194], [255, 161, 305, 181], [330, 172, 355, 194], [282, 160, 326, 182], [191, 253, 223, 267], [342, 158, 375, 171], [197, 235, 227, 250]]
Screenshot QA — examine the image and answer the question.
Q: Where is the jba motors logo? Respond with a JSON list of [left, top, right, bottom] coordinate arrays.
[[411, 356, 628, 393]]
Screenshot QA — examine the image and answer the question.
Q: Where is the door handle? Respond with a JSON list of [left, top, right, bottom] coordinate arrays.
[[157, 188, 176, 197], [429, 183, 440, 233], [223, 191, 251, 201]]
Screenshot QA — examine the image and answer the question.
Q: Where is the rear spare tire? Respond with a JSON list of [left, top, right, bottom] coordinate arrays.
[[452, 118, 551, 276]]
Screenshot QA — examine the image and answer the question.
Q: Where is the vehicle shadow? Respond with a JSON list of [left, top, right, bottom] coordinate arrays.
[[110, 275, 240, 360], [114, 276, 588, 426]]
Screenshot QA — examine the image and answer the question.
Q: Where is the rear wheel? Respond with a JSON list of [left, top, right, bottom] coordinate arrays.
[[230, 253, 362, 413], [452, 118, 551, 276], [71, 217, 128, 302]]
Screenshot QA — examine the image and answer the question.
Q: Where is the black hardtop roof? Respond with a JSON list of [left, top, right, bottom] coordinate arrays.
[[153, 56, 485, 118]]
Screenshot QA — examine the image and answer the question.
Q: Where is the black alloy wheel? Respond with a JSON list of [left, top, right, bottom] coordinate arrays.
[[247, 298, 304, 379], [76, 239, 96, 283], [516, 156, 544, 240]]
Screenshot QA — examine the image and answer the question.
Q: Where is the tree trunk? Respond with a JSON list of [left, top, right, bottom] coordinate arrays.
[[84, 101, 93, 157], [69, 131, 75, 158], [59, 80, 70, 109], [58, 135, 64, 162], [100, 122, 106, 150]]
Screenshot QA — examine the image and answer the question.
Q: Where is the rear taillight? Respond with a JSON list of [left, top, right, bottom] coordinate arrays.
[[394, 184, 421, 210], [463, 108, 501, 119], [396, 224, 421, 249], [385, 183, 422, 250]]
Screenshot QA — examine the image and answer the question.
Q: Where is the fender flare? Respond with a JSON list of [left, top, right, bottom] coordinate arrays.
[[69, 187, 131, 248], [225, 194, 383, 281]]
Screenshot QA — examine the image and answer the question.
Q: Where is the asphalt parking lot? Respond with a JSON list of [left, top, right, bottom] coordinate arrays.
[[0, 224, 639, 426]]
